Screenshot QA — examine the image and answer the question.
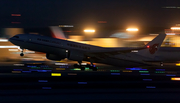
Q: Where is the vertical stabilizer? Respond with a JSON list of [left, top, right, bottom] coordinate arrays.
[[137, 33, 166, 59], [49, 26, 66, 39]]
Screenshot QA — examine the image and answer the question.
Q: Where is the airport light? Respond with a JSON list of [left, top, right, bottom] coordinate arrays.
[[171, 27, 180, 30], [84, 29, 95, 33], [126, 28, 138, 31]]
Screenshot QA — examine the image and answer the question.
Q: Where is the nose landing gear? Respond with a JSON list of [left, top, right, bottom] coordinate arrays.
[[20, 49, 24, 56]]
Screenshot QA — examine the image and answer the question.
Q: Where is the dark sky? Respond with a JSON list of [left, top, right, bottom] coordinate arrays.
[[0, 0, 180, 27]]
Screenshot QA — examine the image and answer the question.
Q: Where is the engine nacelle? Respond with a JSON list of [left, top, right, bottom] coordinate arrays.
[[46, 53, 66, 61], [68, 50, 84, 61]]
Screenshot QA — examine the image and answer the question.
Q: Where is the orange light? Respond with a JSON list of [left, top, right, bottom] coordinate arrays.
[[171, 77, 180, 81]]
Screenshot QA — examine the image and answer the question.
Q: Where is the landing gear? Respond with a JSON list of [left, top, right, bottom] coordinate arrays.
[[73, 61, 97, 71], [160, 62, 163, 66], [20, 49, 24, 57]]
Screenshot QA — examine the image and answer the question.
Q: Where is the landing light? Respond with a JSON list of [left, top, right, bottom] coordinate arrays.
[[84, 30, 95, 32], [126, 28, 138, 31], [147, 45, 150, 48]]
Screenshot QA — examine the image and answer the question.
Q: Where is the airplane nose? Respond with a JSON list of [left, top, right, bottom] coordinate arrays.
[[8, 38, 12, 42]]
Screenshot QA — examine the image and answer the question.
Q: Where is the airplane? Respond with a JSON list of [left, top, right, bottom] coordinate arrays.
[[8, 27, 166, 70]]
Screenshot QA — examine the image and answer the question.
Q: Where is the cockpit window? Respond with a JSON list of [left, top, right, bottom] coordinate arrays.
[[14, 36, 19, 38]]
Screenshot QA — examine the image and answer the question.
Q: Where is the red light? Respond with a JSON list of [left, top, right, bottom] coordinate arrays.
[[147, 45, 150, 48], [11, 14, 21, 16]]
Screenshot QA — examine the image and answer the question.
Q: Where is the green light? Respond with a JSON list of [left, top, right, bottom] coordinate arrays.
[[70, 68, 81, 71], [139, 71, 149, 73], [44, 68, 52, 69], [110, 70, 120, 72], [155, 71, 165, 73]]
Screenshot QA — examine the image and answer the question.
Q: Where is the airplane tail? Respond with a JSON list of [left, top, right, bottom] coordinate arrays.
[[136, 33, 166, 59], [49, 26, 67, 39]]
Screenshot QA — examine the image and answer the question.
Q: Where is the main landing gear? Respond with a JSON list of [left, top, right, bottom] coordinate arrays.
[[74, 61, 97, 71], [20, 49, 24, 56]]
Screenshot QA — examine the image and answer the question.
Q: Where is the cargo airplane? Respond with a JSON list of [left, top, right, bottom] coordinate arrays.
[[9, 27, 166, 70]]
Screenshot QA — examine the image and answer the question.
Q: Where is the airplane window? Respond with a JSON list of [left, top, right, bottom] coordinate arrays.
[[14, 36, 19, 38]]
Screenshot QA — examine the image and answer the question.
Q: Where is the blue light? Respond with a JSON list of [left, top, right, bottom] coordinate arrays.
[[126, 68, 147, 70], [37, 70, 52, 72], [78, 82, 87, 84], [143, 79, 152, 81], [38, 80, 48, 82], [166, 74, 176, 76], [146, 86, 156, 88], [13, 69, 22, 71], [42, 87, 51, 89], [29, 69, 37, 71], [111, 73, 120, 75], [22, 71, 31, 73], [156, 69, 165, 71], [141, 74, 150, 75], [27, 65, 37, 67]]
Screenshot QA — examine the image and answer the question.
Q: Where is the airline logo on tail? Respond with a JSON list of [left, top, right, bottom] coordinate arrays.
[[148, 44, 159, 54]]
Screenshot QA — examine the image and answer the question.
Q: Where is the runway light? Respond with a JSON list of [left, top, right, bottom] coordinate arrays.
[[143, 79, 152, 81], [51, 73, 61, 76], [78, 82, 87, 84], [56, 68, 65, 70], [176, 63, 180, 66], [146, 86, 156, 88], [123, 70, 132, 72], [139, 71, 149, 73], [84, 29, 95, 32], [126, 28, 138, 31], [166, 74, 176, 76], [12, 71, 21, 73], [111, 73, 120, 75], [171, 77, 180, 81]]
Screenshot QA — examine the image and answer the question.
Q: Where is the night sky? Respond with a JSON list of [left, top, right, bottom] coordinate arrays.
[[0, 0, 180, 28]]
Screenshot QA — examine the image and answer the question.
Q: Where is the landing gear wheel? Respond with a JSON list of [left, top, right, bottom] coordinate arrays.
[[20, 53, 24, 56]]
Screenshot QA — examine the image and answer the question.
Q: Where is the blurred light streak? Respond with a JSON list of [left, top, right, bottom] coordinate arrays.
[[171, 77, 180, 81], [131, 50, 138, 52], [78, 82, 87, 84], [166, 33, 175, 35], [0, 39, 8, 42], [111, 73, 120, 75], [42, 87, 51, 89], [140, 74, 150, 75], [37, 70, 52, 72], [0, 46, 19, 48], [143, 79, 152, 81], [22, 71, 31, 73], [126, 68, 147, 70], [166, 72, 177, 74], [9, 49, 19, 51], [139, 71, 149, 73], [55, 63, 68, 65], [11, 14, 21, 16], [68, 73, 77, 75], [70, 68, 81, 71], [110, 70, 120, 72], [59, 25, 74, 27], [13, 69, 22, 71], [176, 63, 180, 66], [51, 73, 61, 76], [171, 27, 180, 30], [156, 69, 165, 71], [43, 68, 53, 69], [56, 68, 65, 70], [126, 28, 138, 31], [166, 74, 176, 76], [12, 71, 21, 73], [155, 71, 165, 73], [123, 70, 132, 72], [84, 30, 95, 32], [38, 80, 48, 82], [146, 86, 156, 88]]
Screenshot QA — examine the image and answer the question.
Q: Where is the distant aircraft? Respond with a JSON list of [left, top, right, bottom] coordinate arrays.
[[9, 27, 166, 70]]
